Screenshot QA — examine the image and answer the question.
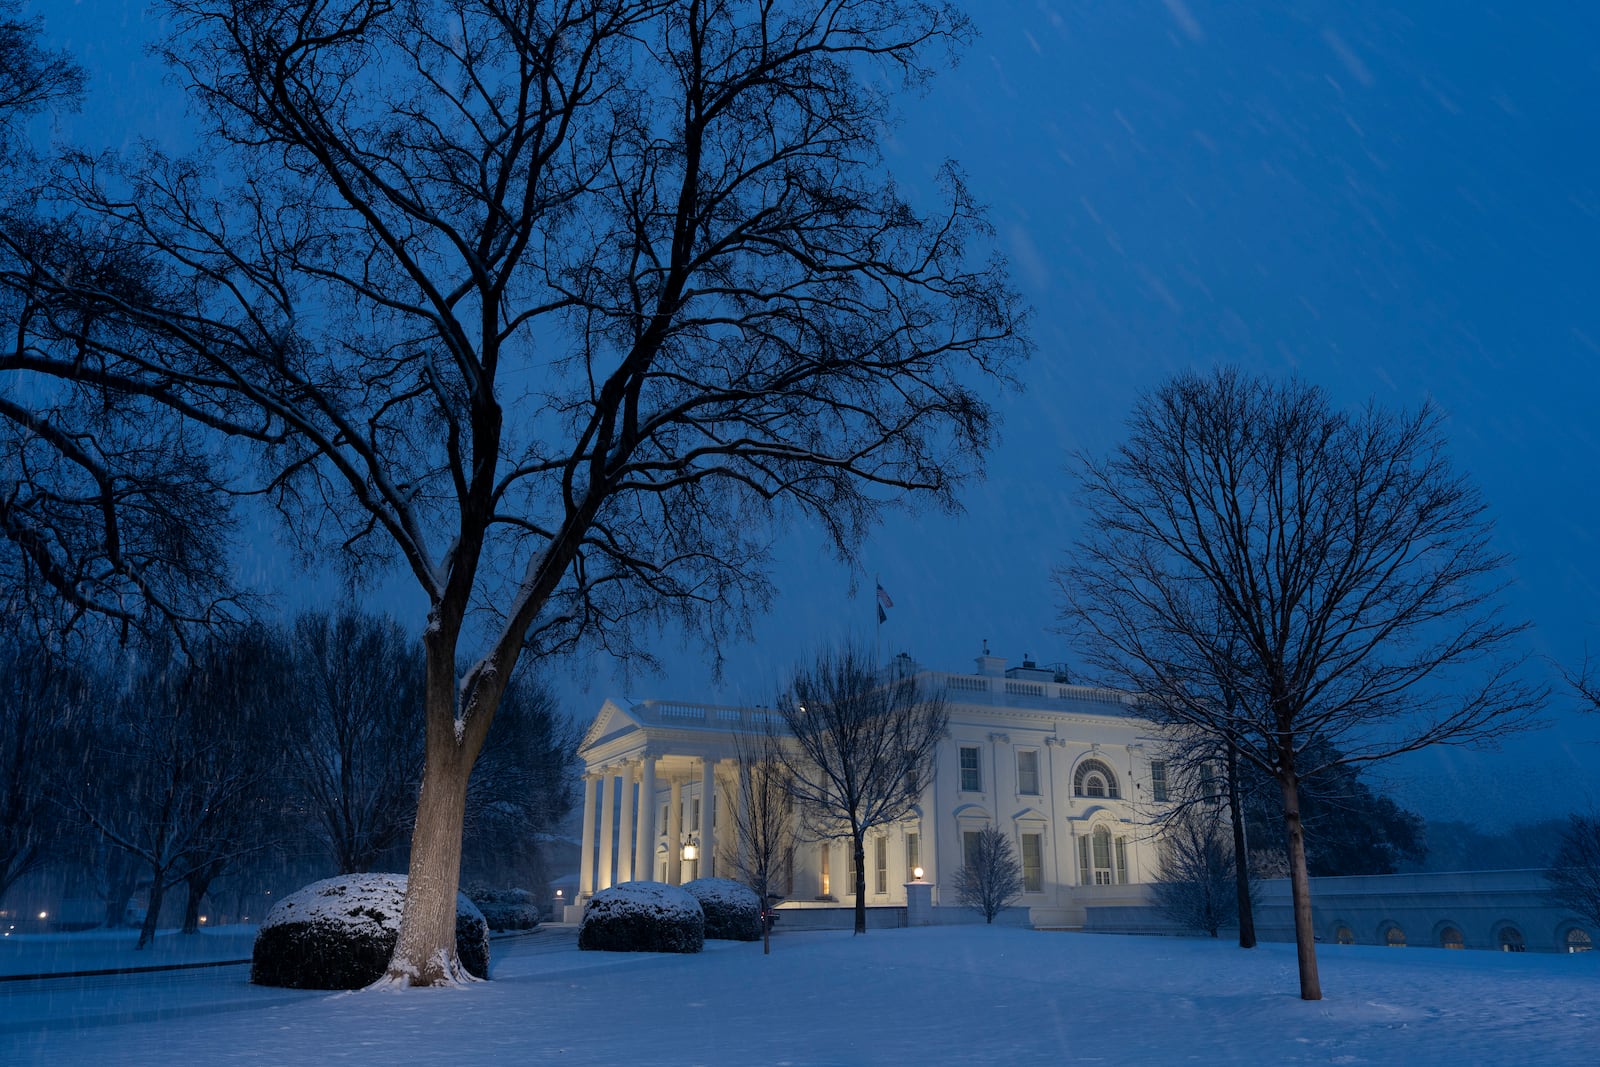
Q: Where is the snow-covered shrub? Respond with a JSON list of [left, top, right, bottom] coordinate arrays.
[[251, 873, 490, 988], [683, 877, 762, 941], [578, 881, 704, 953], [464, 884, 541, 931]]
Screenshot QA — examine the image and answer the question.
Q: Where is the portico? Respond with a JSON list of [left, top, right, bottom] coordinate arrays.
[[568, 700, 771, 918]]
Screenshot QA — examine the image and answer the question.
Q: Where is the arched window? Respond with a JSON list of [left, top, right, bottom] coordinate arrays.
[[1074, 758, 1120, 800], [1499, 926, 1525, 953], [1334, 925, 1355, 946], [1384, 925, 1406, 948], [1439, 926, 1465, 950], [1077, 825, 1129, 885], [1566, 928, 1592, 954]]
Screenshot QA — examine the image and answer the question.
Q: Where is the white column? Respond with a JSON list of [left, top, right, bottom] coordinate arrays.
[[615, 762, 636, 885], [577, 773, 598, 897], [667, 778, 684, 885], [736, 759, 751, 876], [635, 756, 657, 880], [698, 757, 716, 880], [596, 770, 616, 891]]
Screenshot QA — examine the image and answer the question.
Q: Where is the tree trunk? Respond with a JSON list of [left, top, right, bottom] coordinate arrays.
[[1227, 742, 1256, 949], [136, 872, 167, 950], [181, 866, 218, 934], [101, 851, 139, 929], [853, 835, 867, 935], [1278, 771, 1322, 1000], [385, 737, 475, 985]]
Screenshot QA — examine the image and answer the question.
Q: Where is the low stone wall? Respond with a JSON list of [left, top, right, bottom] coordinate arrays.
[[1251, 869, 1592, 953], [770, 903, 1034, 930]]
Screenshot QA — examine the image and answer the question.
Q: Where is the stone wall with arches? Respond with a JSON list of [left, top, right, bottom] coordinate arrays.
[[1251, 869, 1594, 954]]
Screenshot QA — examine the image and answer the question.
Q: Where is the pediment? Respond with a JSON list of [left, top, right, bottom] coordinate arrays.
[[578, 698, 645, 755]]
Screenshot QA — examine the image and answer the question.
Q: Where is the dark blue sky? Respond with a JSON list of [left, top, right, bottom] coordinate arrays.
[[47, 1, 1600, 828]]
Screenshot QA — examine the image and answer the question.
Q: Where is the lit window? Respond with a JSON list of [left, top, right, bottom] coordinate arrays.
[[1074, 758, 1120, 800], [1017, 750, 1040, 795], [1566, 928, 1592, 954], [960, 746, 982, 792], [1078, 826, 1125, 885], [819, 844, 831, 897], [1385, 926, 1406, 948], [1440, 926, 1465, 950], [1021, 833, 1043, 892], [1151, 760, 1168, 803], [875, 836, 888, 895], [1499, 927, 1525, 953]]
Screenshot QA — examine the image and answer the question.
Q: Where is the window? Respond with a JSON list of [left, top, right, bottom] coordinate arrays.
[[1017, 750, 1040, 795], [1439, 926, 1465, 950], [960, 746, 982, 792], [692, 799, 701, 826], [1021, 833, 1043, 892], [1334, 925, 1355, 946], [875, 836, 888, 895], [1385, 926, 1406, 948], [818, 844, 831, 898], [661, 803, 669, 832], [1150, 760, 1168, 803], [963, 830, 983, 871], [906, 832, 920, 881], [1566, 928, 1592, 954], [1078, 826, 1126, 885], [1073, 758, 1119, 800], [1499, 926, 1525, 953], [847, 844, 858, 896]]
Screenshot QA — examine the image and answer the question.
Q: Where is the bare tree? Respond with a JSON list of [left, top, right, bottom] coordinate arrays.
[[776, 645, 946, 935], [284, 610, 425, 875], [953, 824, 1021, 924], [0, 624, 89, 906], [1058, 367, 1541, 1000], [65, 625, 291, 948], [719, 727, 796, 954], [1545, 814, 1600, 929], [10, 0, 1023, 984], [1152, 806, 1241, 938]]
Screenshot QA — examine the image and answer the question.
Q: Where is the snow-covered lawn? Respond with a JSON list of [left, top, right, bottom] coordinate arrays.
[[4, 925, 1595, 1064]]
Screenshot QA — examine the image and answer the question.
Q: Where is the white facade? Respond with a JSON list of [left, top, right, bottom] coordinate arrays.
[[570, 653, 1169, 927]]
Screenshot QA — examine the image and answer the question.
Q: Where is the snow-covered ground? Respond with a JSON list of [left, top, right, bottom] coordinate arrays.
[[3, 925, 1595, 1065]]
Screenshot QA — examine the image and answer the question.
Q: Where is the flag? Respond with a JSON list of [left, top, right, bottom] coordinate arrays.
[[876, 581, 893, 625]]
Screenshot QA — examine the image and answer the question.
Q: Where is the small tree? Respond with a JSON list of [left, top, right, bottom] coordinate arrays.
[[283, 610, 425, 875], [777, 645, 947, 935], [1059, 367, 1542, 1000], [720, 728, 796, 955], [953, 825, 1022, 924], [1153, 808, 1241, 938], [1545, 814, 1600, 929]]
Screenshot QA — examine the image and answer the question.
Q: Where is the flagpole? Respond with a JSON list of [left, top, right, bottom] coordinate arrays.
[[874, 571, 881, 670]]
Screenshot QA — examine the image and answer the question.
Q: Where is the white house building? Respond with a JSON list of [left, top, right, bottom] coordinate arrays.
[[569, 651, 1171, 928]]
